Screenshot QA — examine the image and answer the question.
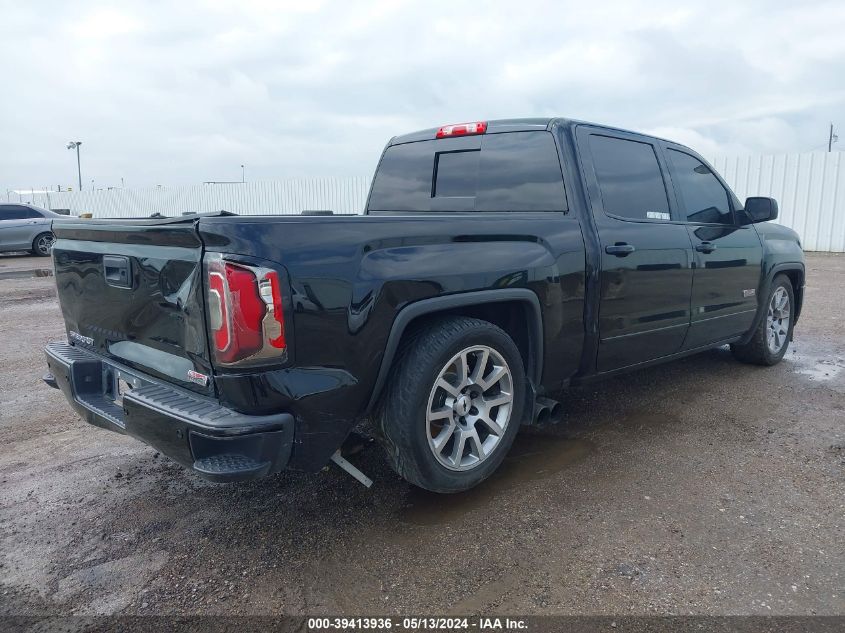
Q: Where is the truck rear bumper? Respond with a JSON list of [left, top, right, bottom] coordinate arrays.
[[44, 342, 294, 482]]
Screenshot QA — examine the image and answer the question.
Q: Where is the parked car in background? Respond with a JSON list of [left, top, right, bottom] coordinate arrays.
[[0, 203, 59, 256]]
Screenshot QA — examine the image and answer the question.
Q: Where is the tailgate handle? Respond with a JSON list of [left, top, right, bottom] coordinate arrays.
[[103, 255, 132, 289]]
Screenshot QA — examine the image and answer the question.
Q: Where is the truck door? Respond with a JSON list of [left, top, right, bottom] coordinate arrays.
[[661, 146, 764, 348], [576, 127, 694, 372]]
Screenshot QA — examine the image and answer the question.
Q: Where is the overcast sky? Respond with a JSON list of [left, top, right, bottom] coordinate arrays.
[[2, 0, 844, 191]]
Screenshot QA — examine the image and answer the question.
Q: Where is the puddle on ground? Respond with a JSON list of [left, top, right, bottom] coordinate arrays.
[[786, 347, 844, 382], [400, 433, 593, 526], [0, 268, 53, 280]]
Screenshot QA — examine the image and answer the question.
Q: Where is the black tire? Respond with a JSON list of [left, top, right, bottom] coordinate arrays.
[[731, 274, 795, 366], [377, 316, 527, 493], [32, 232, 55, 257]]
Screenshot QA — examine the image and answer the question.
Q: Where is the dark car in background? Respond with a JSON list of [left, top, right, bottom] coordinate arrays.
[[0, 203, 59, 256]]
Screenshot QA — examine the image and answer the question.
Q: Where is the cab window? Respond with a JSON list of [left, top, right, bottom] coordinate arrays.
[[667, 149, 733, 225], [588, 135, 671, 222]]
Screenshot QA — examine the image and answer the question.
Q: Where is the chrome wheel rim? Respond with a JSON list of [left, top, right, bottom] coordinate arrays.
[[766, 286, 790, 354], [36, 233, 55, 255], [426, 345, 514, 472]]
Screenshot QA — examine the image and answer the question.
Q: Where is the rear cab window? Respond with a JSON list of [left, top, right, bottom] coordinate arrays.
[[367, 131, 567, 213], [434, 150, 479, 198]]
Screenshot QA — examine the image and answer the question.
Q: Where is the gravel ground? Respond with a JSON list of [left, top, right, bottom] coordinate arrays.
[[0, 252, 842, 617]]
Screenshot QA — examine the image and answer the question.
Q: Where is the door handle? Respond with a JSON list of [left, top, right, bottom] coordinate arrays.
[[605, 243, 636, 257], [695, 241, 717, 253]]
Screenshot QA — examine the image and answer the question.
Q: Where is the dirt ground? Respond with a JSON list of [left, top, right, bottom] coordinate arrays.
[[0, 252, 842, 617]]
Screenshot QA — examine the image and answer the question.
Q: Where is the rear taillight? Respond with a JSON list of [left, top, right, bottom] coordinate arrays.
[[208, 270, 230, 352], [435, 121, 487, 138], [206, 255, 287, 366], [260, 271, 286, 349]]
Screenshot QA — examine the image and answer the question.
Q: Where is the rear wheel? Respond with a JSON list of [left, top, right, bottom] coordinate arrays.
[[377, 316, 526, 493], [32, 232, 55, 257], [731, 274, 794, 366]]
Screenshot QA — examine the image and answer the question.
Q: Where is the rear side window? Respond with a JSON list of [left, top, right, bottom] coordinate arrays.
[[368, 131, 566, 212], [589, 135, 671, 221], [667, 149, 733, 224]]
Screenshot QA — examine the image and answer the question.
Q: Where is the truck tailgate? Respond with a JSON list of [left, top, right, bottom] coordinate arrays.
[[51, 218, 214, 395]]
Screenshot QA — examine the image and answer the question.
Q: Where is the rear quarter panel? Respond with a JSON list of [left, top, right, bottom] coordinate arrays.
[[199, 213, 586, 469]]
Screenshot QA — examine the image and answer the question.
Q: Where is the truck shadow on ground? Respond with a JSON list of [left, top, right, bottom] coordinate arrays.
[[397, 345, 742, 526], [400, 434, 595, 526]]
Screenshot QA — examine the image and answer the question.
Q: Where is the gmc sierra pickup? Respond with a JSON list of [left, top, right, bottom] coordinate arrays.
[[44, 118, 804, 493]]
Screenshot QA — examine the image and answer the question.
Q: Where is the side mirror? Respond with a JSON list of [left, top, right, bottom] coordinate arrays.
[[743, 197, 779, 224]]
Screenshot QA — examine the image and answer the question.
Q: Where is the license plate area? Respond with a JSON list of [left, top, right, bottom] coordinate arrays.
[[105, 367, 140, 406]]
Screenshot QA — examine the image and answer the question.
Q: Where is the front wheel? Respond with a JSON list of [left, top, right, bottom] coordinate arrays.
[[377, 316, 527, 493], [731, 274, 794, 366]]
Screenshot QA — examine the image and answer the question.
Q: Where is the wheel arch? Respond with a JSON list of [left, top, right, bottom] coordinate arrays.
[[740, 262, 805, 345], [779, 267, 804, 322], [365, 289, 543, 414]]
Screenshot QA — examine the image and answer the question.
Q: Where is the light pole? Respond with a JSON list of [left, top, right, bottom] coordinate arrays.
[[241, 164, 245, 183], [67, 141, 83, 190]]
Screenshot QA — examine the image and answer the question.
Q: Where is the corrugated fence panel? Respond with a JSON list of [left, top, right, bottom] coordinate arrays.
[[713, 151, 845, 252], [10, 177, 372, 219], [7, 154, 844, 250]]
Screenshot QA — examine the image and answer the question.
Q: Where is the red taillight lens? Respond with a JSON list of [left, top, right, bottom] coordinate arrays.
[[224, 263, 264, 362], [206, 255, 287, 366], [436, 121, 487, 138]]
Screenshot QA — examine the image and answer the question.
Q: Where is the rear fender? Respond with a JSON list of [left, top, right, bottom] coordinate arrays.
[[365, 288, 543, 413]]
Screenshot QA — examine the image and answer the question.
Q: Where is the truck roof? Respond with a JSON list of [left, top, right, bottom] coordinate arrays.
[[389, 117, 679, 148]]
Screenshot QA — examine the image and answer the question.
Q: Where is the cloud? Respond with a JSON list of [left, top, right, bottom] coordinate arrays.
[[68, 8, 144, 39], [1, 0, 844, 191]]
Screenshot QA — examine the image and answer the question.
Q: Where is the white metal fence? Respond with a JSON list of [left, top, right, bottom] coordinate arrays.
[[6, 152, 844, 251], [713, 152, 844, 253], [10, 177, 372, 218]]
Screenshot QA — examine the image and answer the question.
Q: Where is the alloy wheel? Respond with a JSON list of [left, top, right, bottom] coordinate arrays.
[[36, 233, 55, 256], [425, 345, 514, 471], [766, 286, 790, 354]]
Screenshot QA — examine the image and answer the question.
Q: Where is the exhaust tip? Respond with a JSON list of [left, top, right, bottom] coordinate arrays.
[[536, 407, 550, 425], [532, 397, 561, 426], [533, 401, 551, 425]]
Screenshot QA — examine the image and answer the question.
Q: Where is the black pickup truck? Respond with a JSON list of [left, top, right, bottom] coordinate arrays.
[[44, 118, 804, 493]]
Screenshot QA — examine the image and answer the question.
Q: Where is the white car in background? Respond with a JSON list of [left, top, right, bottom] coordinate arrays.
[[0, 203, 60, 256]]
